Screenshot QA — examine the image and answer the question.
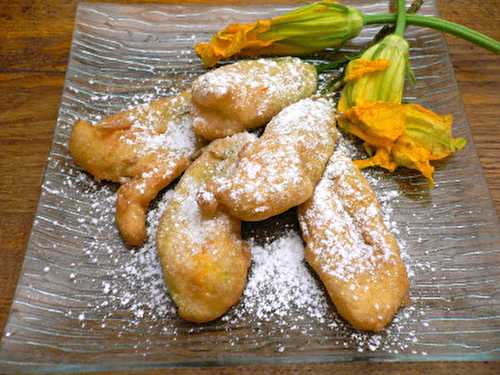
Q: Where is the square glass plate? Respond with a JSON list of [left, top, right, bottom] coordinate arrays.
[[1, 1, 500, 373]]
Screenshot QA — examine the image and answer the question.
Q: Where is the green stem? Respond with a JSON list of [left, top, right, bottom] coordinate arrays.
[[394, 0, 407, 36], [364, 13, 500, 53], [370, 0, 424, 45], [316, 56, 352, 74]]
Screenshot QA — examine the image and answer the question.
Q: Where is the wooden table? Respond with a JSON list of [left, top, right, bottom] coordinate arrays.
[[0, 0, 499, 373]]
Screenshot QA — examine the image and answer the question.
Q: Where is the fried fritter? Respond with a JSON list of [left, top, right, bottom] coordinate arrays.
[[212, 98, 337, 221], [69, 91, 204, 246], [298, 147, 409, 332], [156, 132, 256, 323], [191, 57, 317, 140]]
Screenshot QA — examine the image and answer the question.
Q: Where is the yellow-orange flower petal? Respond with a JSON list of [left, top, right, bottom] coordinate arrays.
[[344, 59, 390, 81], [339, 101, 406, 150], [195, 21, 273, 68], [391, 133, 436, 185], [354, 148, 397, 172]]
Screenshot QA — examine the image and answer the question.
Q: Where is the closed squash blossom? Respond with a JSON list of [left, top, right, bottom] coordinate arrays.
[[195, 1, 363, 67], [338, 34, 412, 113]]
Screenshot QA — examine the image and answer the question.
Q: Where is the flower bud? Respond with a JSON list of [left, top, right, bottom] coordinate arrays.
[[195, 1, 364, 67], [339, 34, 412, 113]]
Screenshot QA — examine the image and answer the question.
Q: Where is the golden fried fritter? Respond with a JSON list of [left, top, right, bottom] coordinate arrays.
[[156, 132, 256, 323], [69, 92, 204, 246], [212, 98, 337, 221], [191, 57, 317, 140], [298, 147, 409, 332]]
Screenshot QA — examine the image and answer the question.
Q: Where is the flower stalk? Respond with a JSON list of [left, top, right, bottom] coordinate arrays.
[[364, 13, 500, 53], [394, 0, 407, 37]]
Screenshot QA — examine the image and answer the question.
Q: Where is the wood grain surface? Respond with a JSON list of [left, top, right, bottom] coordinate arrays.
[[0, 0, 499, 374]]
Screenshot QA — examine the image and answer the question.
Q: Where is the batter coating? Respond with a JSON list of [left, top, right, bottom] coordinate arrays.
[[69, 92, 203, 246], [212, 98, 337, 221], [298, 147, 409, 332], [191, 57, 317, 140], [156, 133, 256, 323]]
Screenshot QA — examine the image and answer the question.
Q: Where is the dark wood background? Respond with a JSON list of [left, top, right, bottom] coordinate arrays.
[[0, 0, 499, 373]]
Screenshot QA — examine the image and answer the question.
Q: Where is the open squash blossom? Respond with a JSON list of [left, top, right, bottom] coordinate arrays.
[[195, 1, 363, 67], [341, 102, 466, 185], [338, 34, 413, 114]]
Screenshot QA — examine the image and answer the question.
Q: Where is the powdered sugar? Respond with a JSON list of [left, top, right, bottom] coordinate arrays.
[[59, 128, 421, 356], [192, 57, 317, 118], [214, 98, 336, 218], [238, 232, 329, 322], [50, 65, 425, 357], [169, 175, 228, 249], [302, 144, 399, 282], [120, 93, 198, 158]]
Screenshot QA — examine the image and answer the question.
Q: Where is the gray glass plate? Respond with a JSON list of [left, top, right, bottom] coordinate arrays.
[[1, 1, 500, 373]]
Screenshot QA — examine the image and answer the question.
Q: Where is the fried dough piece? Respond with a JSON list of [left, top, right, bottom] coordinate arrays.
[[298, 148, 409, 332], [191, 57, 317, 140], [212, 98, 337, 221], [69, 92, 204, 246], [156, 132, 256, 323]]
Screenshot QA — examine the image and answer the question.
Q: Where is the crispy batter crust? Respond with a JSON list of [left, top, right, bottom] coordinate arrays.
[[69, 91, 203, 246], [156, 133, 256, 323], [213, 98, 337, 221], [298, 148, 409, 332], [191, 57, 317, 140]]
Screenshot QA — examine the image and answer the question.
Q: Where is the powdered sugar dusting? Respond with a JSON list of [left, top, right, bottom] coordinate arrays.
[[239, 232, 329, 323], [214, 98, 336, 217], [219, 228, 419, 353], [168, 174, 232, 250], [42, 65, 429, 358], [49, 127, 425, 357], [193, 57, 317, 118], [129, 95, 197, 156], [301, 144, 400, 283], [119, 93, 198, 158]]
